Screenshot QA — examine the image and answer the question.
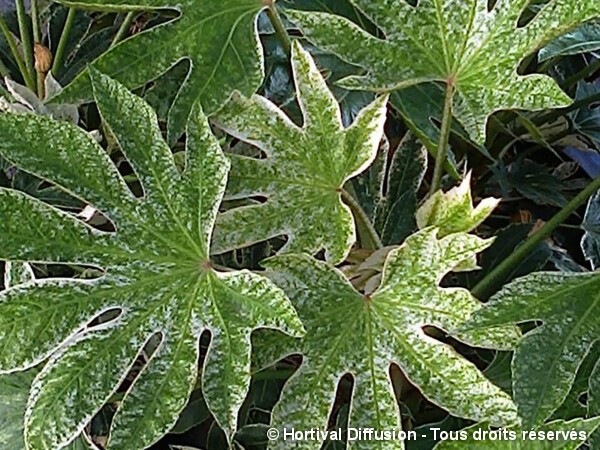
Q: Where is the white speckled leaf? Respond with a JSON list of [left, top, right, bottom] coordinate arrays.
[[462, 271, 600, 427], [417, 174, 500, 274], [212, 42, 388, 264], [417, 173, 499, 238], [286, 0, 600, 143], [432, 418, 600, 450], [0, 71, 303, 450], [51, 0, 267, 142], [264, 228, 519, 450]]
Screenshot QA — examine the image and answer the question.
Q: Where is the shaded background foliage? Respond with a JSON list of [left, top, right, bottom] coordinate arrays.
[[1, 0, 600, 449]]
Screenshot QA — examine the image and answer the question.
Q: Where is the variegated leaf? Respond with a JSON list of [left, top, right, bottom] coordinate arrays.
[[212, 42, 388, 264], [0, 71, 304, 450], [286, 0, 600, 143], [51, 0, 268, 142], [263, 228, 519, 450], [417, 173, 499, 238], [462, 271, 600, 427], [416, 174, 500, 273]]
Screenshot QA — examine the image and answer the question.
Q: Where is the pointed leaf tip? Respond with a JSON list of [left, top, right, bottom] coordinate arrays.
[[417, 172, 500, 237]]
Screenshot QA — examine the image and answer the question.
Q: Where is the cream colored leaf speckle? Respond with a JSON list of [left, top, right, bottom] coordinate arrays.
[[463, 271, 600, 427]]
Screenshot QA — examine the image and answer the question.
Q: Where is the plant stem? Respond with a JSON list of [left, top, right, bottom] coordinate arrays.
[[51, 8, 76, 75], [0, 15, 35, 90], [429, 80, 455, 197], [15, 0, 35, 88], [266, 3, 291, 56], [112, 11, 136, 46], [31, 0, 44, 99], [341, 188, 383, 250], [30, 0, 40, 43], [489, 215, 582, 230], [36, 70, 45, 98], [0, 56, 9, 77], [472, 175, 600, 300]]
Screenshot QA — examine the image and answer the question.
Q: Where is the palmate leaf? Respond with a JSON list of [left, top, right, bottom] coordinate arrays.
[[0, 71, 303, 450], [416, 173, 500, 272], [263, 229, 520, 450], [286, 0, 600, 143], [212, 42, 388, 264], [51, 0, 268, 142], [462, 271, 600, 427]]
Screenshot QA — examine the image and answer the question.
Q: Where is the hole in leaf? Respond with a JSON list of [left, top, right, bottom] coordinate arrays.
[[422, 325, 488, 371], [119, 331, 165, 395], [85, 308, 123, 330], [32, 263, 106, 280], [578, 391, 589, 407], [517, 0, 551, 28], [322, 373, 354, 447]]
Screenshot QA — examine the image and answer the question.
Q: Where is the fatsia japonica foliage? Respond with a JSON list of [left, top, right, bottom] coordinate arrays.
[[1, 0, 600, 447], [213, 42, 388, 264], [463, 271, 600, 427], [53, 0, 268, 142], [263, 229, 518, 450], [287, 0, 600, 142], [0, 263, 94, 449], [0, 70, 305, 449]]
